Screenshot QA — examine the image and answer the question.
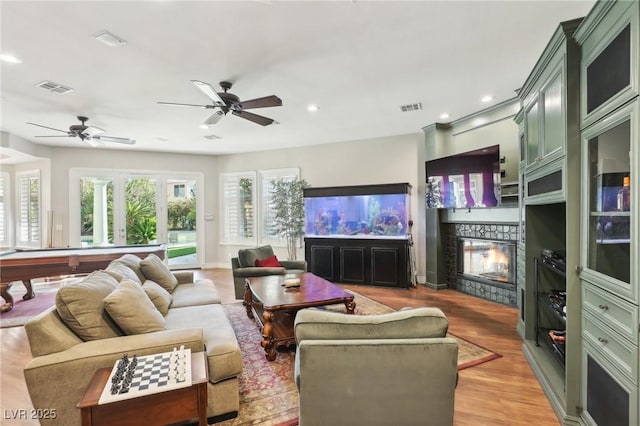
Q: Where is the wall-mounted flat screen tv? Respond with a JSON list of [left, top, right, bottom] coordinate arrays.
[[425, 144, 501, 208]]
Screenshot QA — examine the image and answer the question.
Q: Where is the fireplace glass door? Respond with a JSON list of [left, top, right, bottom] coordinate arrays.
[[458, 238, 516, 284]]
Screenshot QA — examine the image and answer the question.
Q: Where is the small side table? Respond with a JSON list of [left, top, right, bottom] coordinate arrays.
[[77, 351, 208, 426]]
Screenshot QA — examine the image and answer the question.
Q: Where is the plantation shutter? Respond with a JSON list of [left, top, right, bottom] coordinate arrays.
[[0, 173, 8, 246], [259, 168, 299, 244], [221, 172, 256, 244], [16, 171, 41, 247]]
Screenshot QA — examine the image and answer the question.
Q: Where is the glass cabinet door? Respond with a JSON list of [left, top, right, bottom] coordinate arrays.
[[587, 118, 631, 284], [526, 100, 540, 167]]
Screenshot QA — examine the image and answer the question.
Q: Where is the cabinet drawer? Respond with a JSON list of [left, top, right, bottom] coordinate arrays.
[[583, 311, 638, 384], [583, 282, 638, 345]]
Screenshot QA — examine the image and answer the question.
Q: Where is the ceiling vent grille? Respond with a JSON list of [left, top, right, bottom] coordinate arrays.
[[204, 134, 222, 140], [400, 102, 422, 112], [35, 80, 74, 94]]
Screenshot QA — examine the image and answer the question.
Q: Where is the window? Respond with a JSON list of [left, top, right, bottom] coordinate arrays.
[[259, 168, 299, 244], [16, 170, 40, 248], [220, 168, 300, 246], [220, 172, 256, 244], [173, 184, 185, 198], [0, 172, 9, 247]]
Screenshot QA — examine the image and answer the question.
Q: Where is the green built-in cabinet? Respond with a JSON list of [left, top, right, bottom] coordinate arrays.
[[518, 18, 583, 423], [518, 2, 640, 424], [575, 1, 639, 425]]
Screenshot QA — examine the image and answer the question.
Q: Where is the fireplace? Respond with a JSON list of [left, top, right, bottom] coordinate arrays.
[[457, 238, 516, 285]]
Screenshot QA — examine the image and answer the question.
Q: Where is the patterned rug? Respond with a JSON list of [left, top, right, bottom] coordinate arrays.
[[219, 291, 501, 425], [0, 277, 83, 328]]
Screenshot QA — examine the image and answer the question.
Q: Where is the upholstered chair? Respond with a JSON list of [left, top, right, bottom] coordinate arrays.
[[230, 245, 307, 299], [294, 307, 459, 426]]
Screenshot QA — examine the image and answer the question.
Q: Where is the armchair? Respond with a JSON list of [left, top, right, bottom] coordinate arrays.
[[294, 307, 459, 426], [231, 245, 307, 299]]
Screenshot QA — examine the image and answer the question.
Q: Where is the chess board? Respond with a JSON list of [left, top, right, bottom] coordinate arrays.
[[98, 348, 192, 404]]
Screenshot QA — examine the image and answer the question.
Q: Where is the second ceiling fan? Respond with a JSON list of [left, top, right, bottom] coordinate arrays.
[[158, 80, 282, 127]]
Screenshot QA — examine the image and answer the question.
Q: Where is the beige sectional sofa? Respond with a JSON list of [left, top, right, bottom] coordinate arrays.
[[23, 253, 242, 426]]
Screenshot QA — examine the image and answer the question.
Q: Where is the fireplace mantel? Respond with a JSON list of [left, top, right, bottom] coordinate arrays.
[[441, 206, 518, 224]]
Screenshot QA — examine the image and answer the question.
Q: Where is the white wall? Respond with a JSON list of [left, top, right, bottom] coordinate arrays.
[[5, 131, 430, 280], [214, 133, 426, 277]]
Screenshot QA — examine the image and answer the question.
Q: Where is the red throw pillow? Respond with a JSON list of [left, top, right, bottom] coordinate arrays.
[[255, 255, 281, 267]]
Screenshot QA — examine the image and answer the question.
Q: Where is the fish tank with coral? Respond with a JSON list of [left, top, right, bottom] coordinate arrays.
[[303, 183, 411, 239]]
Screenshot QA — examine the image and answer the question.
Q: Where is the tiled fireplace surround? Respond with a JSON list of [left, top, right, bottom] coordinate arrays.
[[443, 222, 519, 307]]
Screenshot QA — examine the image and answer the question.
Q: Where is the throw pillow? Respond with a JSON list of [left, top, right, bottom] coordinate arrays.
[[105, 260, 143, 285], [114, 254, 146, 283], [142, 280, 173, 315], [55, 271, 123, 341], [140, 253, 179, 293], [238, 245, 275, 268], [255, 255, 281, 267], [104, 279, 166, 335]]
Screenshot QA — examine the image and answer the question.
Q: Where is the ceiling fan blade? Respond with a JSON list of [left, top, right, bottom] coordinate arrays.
[[191, 80, 226, 106], [157, 101, 213, 109], [93, 135, 136, 145], [35, 135, 74, 138], [27, 122, 69, 134], [203, 110, 225, 126], [237, 95, 283, 109], [232, 110, 276, 126]]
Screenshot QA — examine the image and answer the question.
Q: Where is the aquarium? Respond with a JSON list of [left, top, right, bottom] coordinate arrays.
[[304, 184, 411, 238]]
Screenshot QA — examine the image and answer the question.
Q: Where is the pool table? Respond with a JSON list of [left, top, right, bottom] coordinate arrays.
[[0, 244, 166, 313]]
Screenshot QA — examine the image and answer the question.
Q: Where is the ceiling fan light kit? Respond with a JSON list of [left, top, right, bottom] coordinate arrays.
[[27, 116, 136, 146], [159, 80, 282, 127]]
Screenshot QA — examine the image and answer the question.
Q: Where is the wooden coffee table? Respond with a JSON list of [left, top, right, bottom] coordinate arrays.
[[244, 272, 355, 361]]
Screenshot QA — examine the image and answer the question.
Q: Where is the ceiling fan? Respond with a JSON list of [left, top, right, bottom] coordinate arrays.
[[27, 116, 136, 146], [158, 80, 282, 126]]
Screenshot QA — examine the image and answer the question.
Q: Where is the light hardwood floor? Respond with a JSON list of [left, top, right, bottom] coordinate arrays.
[[0, 269, 558, 425]]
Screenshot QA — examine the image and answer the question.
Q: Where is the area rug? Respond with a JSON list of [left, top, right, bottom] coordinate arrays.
[[219, 291, 501, 425], [0, 277, 82, 328]]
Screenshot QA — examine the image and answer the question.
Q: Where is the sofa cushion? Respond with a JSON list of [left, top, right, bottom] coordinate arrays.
[[140, 253, 178, 292], [238, 245, 275, 268], [105, 260, 143, 285], [255, 255, 281, 267], [55, 271, 123, 341], [115, 254, 146, 283], [143, 280, 173, 315], [165, 304, 242, 382], [171, 279, 222, 308], [104, 279, 166, 334]]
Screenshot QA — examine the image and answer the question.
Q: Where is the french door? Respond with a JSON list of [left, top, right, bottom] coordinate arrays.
[[70, 169, 202, 269]]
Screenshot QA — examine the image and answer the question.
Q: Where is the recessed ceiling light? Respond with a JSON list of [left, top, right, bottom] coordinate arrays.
[[481, 95, 493, 103], [439, 113, 450, 120], [307, 104, 319, 112], [0, 54, 22, 64], [199, 124, 209, 129]]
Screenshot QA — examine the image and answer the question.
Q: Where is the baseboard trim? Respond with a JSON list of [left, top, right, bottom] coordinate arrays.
[[423, 281, 449, 290]]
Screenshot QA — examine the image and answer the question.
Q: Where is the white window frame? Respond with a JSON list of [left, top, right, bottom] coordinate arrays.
[[258, 168, 300, 245], [220, 171, 257, 245], [15, 169, 41, 248], [0, 172, 11, 247]]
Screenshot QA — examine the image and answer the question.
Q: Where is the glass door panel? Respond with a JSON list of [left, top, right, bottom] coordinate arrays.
[[588, 119, 631, 283], [167, 178, 197, 268], [79, 177, 115, 247], [526, 100, 540, 167], [124, 177, 158, 245]]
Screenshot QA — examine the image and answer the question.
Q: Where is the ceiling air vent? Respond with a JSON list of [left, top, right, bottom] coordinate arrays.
[[400, 102, 422, 112], [35, 80, 74, 94], [204, 134, 222, 140]]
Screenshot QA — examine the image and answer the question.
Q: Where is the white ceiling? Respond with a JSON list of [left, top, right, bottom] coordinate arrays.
[[1, 0, 596, 158]]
